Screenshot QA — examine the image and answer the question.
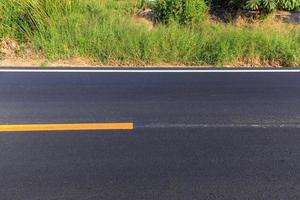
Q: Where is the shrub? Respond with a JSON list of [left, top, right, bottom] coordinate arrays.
[[277, 0, 300, 11], [152, 0, 208, 25], [246, 0, 300, 12], [205, 0, 244, 10], [246, 0, 276, 12], [208, 0, 300, 12]]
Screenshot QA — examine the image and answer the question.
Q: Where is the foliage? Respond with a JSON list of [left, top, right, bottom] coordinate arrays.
[[208, 0, 300, 12], [151, 0, 208, 25], [246, 0, 300, 12], [277, 0, 300, 10], [205, 0, 244, 10]]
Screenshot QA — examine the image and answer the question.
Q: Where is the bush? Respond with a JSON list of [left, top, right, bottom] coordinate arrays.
[[208, 0, 300, 12], [152, 0, 208, 25], [246, 0, 300, 12], [277, 0, 300, 10], [206, 0, 244, 10]]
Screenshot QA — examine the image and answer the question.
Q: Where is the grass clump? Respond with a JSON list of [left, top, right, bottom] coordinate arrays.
[[0, 0, 299, 67]]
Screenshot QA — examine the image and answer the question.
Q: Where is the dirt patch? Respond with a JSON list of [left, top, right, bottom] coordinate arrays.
[[137, 8, 156, 22], [223, 57, 284, 68], [0, 39, 46, 66], [47, 57, 99, 67], [0, 58, 40, 67], [0, 39, 19, 58], [0, 57, 288, 68], [0, 57, 101, 67], [132, 15, 154, 31], [275, 11, 300, 25], [210, 9, 300, 25], [210, 9, 261, 23], [132, 8, 156, 31]]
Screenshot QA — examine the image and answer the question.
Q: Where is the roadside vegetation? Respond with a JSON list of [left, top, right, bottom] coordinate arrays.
[[211, 0, 300, 12], [0, 0, 299, 67]]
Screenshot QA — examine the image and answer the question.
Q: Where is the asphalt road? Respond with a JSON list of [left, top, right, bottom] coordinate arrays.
[[1, 70, 300, 200]]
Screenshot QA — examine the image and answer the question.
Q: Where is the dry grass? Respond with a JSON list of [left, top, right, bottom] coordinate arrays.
[[233, 14, 299, 33]]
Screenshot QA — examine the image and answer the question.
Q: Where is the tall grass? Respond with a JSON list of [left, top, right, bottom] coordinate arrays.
[[0, 0, 299, 66]]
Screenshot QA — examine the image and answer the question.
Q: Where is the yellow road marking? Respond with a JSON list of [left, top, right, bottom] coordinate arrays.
[[0, 123, 134, 132]]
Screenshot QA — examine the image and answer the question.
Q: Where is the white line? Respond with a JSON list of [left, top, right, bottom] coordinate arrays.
[[0, 69, 300, 73], [137, 123, 300, 129]]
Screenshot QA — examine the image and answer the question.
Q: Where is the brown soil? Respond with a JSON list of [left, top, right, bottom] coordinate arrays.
[[132, 8, 155, 31], [132, 15, 154, 31], [210, 9, 300, 25], [0, 57, 101, 67], [0, 38, 19, 58]]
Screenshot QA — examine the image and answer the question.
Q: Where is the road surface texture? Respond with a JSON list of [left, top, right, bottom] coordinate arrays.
[[1, 70, 300, 200]]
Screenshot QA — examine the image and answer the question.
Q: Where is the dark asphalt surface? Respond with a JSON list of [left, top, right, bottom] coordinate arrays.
[[1, 71, 300, 200]]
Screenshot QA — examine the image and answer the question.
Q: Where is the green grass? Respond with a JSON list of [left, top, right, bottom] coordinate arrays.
[[0, 0, 299, 66]]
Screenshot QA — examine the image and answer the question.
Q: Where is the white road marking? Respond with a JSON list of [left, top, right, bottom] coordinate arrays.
[[0, 69, 300, 73], [137, 123, 300, 129]]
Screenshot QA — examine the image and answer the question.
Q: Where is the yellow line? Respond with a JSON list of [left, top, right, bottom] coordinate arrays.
[[0, 123, 134, 132]]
